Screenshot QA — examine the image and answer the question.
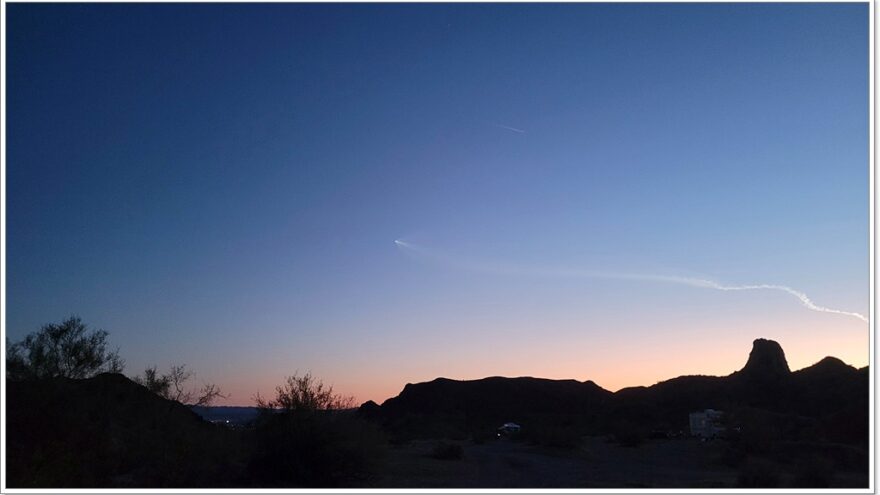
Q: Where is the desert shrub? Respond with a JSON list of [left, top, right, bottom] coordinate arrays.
[[429, 441, 464, 460], [6, 317, 123, 380], [255, 372, 353, 413], [736, 457, 781, 488], [246, 373, 384, 486]]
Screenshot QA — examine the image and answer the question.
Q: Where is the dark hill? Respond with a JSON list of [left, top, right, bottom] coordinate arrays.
[[374, 376, 612, 438], [7, 373, 240, 488], [365, 339, 868, 442], [382, 376, 611, 416], [790, 356, 869, 444], [613, 374, 730, 429]]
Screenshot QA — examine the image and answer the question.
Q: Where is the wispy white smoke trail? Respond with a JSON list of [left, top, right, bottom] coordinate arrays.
[[393, 239, 868, 324], [494, 123, 526, 134], [681, 279, 869, 323]]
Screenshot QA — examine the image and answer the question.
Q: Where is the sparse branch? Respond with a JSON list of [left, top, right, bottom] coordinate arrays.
[[193, 382, 227, 407], [5, 317, 125, 380], [133, 364, 226, 406], [168, 364, 194, 404]]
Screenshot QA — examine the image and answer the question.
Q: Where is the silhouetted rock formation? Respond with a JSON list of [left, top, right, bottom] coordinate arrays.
[[366, 339, 868, 444], [738, 338, 790, 379]]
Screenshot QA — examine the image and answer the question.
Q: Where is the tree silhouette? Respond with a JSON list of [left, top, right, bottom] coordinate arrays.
[[133, 364, 227, 406], [6, 316, 124, 380]]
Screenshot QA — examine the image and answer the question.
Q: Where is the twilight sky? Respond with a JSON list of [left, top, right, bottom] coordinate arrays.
[[6, 3, 869, 406]]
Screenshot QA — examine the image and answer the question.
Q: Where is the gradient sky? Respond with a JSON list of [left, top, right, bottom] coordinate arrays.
[[6, 3, 869, 406]]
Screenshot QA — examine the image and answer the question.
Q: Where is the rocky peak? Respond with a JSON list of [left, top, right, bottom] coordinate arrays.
[[740, 338, 790, 378]]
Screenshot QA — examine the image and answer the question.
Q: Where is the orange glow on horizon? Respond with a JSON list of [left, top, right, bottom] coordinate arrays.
[[209, 313, 868, 407]]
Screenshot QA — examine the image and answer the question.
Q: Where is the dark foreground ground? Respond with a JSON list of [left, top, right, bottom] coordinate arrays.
[[8, 372, 869, 488], [7, 337, 869, 488], [371, 436, 867, 488]]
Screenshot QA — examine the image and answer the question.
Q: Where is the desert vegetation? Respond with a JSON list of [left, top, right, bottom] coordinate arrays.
[[6, 318, 387, 487], [246, 372, 385, 486], [6, 316, 123, 380], [132, 364, 226, 407], [4, 318, 869, 488]]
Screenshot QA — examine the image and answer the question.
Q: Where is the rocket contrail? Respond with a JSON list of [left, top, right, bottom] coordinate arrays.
[[689, 280, 868, 323], [495, 124, 526, 134], [393, 239, 868, 324]]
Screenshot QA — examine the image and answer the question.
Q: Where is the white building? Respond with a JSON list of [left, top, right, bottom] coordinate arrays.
[[688, 409, 724, 438]]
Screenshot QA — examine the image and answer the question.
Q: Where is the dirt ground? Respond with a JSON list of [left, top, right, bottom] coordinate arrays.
[[370, 436, 741, 488]]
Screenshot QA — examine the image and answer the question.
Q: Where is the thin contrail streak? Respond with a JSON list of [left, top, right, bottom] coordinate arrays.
[[688, 280, 869, 323], [495, 124, 526, 134], [393, 239, 868, 324]]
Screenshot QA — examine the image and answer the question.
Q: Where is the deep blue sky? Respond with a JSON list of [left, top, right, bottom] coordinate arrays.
[[6, 4, 869, 404]]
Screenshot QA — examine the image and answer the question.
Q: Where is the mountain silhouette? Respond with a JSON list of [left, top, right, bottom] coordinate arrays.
[[379, 376, 612, 428], [364, 338, 868, 444], [6, 338, 867, 488]]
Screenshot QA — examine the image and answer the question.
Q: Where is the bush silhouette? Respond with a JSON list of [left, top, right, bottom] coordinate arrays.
[[254, 372, 354, 414], [247, 373, 384, 486], [6, 316, 123, 380]]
